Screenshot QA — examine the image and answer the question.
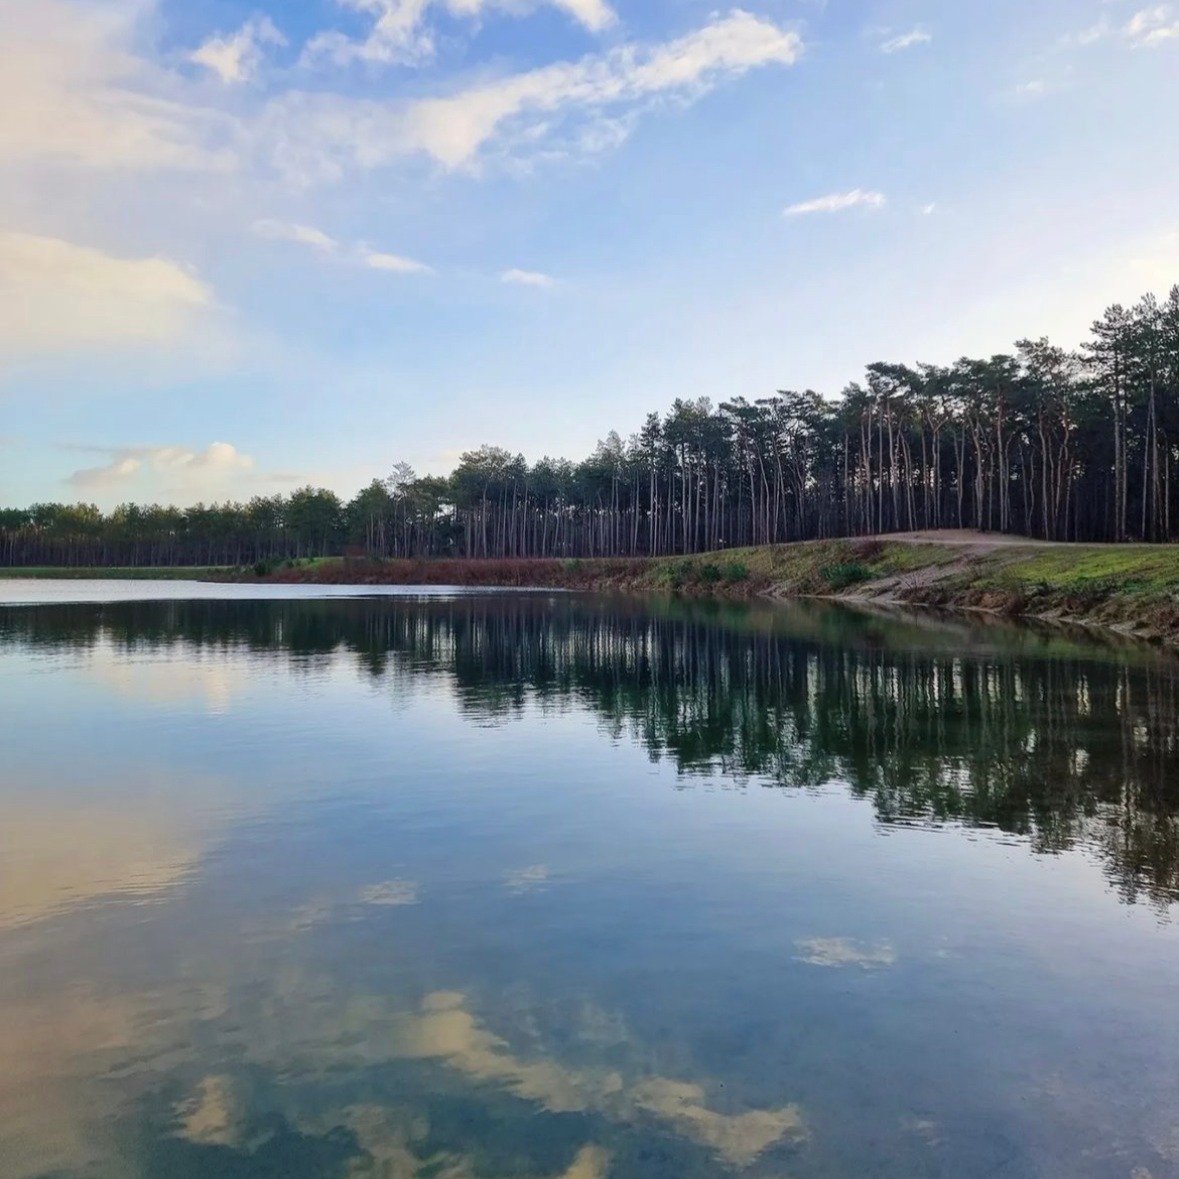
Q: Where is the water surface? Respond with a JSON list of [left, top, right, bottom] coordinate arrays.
[[2, 587, 1178, 1179]]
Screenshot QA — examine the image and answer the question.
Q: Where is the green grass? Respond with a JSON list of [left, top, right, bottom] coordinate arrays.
[[639, 538, 959, 596], [873, 543, 962, 575], [979, 545, 1179, 594], [692, 538, 1179, 597]]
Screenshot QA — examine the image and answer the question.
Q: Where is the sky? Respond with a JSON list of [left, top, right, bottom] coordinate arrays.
[[1, 0, 1178, 508]]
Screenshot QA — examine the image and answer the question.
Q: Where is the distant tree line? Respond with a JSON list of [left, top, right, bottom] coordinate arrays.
[[3, 285, 1179, 567]]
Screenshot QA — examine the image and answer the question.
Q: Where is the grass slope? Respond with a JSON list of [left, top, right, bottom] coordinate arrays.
[[256, 538, 1179, 642]]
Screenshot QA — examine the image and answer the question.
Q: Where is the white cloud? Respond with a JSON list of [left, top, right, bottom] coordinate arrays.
[[304, 0, 617, 70], [362, 250, 432, 273], [76, 456, 144, 486], [252, 219, 339, 251], [501, 268, 555, 286], [880, 27, 931, 54], [1124, 5, 1179, 43], [67, 441, 254, 493], [304, 0, 434, 68], [0, 0, 236, 173], [1125, 5, 1168, 34], [550, 0, 616, 32], [278, 10, 803, 176], [191, 14, 287, 84], [783, 189, 886, 217], [921, 202, 937, 215], [0, 231, 212, 351], [0, 2, 799, 189], [1011, 78, 1050, 100]]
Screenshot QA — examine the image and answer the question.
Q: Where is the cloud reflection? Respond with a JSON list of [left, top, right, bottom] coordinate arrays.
[[398, 992, 805, 1166], [504, 864, 549, 894], [794, 938, 897, 970], [0, 792, 203, 930]]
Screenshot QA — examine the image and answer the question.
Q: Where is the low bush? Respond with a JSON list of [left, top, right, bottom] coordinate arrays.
[[653, 561, 690, 589], [819, 562, 873, 591]]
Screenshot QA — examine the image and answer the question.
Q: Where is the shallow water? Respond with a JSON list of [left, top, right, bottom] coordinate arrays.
[[1, 588, 1178, 1179]]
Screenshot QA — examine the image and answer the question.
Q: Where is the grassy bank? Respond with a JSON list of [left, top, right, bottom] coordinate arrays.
[[6, 536, 1179, 643], [251, 538, 1179, 643], [731, 537, 1179, 643]]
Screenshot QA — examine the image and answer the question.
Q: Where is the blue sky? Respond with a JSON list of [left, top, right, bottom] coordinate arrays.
[[1, 0, 1178, 506]]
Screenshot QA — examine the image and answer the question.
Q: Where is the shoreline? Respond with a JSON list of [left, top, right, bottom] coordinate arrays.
[[3, 533, 1179, 646], [246, 535, 1179, 645]]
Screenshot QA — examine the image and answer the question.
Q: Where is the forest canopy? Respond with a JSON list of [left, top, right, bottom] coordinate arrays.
[[3, 285, 1179, 567]]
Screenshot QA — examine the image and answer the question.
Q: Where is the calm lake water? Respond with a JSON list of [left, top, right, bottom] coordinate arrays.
[[2, 584, 1178, 1179]]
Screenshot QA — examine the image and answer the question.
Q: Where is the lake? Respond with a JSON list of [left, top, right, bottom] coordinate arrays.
[[1, 584, 1177, 1179]]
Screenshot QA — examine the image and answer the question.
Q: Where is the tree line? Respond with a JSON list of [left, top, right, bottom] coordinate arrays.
[[4, 284, 1179, 567]]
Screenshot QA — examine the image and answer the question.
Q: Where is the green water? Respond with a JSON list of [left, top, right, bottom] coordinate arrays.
[[1, 586, 1177, 1179]]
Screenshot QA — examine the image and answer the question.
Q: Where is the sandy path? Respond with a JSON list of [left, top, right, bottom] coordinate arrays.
[[873, 530, 1062, 549]]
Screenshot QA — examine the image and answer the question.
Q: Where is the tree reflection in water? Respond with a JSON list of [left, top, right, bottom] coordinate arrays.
[[5, 593, 1177, 909]]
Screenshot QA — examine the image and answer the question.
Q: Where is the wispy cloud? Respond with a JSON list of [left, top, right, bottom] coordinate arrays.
[[783, 189, 886, 217], [501, 268, 555, 287], [880, 27, 931, 54], [191, 15, 286, 84], [362, 250, 432, 273], [0, 2, 802, 188], [252, 219, 339, 252], [303, 0, 618, 70], [273, 10, 803, 177], [0, 232, 212, 351], [252, 220, 431, 273], [1064, 18, 1111, 46], [1010, 78, 1051, 101]]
